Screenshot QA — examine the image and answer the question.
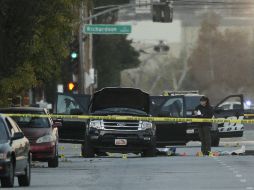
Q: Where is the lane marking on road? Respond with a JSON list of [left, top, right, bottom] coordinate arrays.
[[213, 157, 254, 190]]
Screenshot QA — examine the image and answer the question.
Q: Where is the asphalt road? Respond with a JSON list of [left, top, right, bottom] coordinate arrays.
[[8, 129, 254, 190]]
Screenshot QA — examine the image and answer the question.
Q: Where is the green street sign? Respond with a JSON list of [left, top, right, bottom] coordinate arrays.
[[84, 24, 132, 35]]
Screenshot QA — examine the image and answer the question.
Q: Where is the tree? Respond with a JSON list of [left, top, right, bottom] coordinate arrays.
[[121, 50, 189, 95], [94, 36, 140, 88], [0, 0, 83, 106], [188, 12, 254, 101], [93, 0, 140, 89]]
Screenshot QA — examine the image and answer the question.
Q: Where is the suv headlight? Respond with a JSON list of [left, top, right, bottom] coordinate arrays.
[[36, 134, 55, 144], [142, 122, 153, 130], [0, 153, 7, 160], [90, 120, 102, 129]]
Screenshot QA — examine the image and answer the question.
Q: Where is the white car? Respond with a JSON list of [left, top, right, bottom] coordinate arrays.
[[219, 101, 251, 110]]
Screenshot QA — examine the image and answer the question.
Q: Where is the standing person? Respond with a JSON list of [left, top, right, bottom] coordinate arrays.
[[194, 96, 214, 155]]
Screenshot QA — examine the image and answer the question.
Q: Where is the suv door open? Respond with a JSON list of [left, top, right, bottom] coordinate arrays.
[[54, 93, 91, 143], [214, 94, 244, 138], [151, 96, 187, 146]]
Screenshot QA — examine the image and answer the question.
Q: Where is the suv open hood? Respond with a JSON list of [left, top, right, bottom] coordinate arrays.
[[90, 88, 150, 114]]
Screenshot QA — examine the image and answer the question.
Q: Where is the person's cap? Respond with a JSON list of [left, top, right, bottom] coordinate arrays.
[[200, 96, 209, 102]]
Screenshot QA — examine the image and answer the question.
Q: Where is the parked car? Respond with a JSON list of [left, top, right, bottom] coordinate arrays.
[[0, 107, 59, 168], [219, 101, 250, 110], [82, 87, 156, 158], [0, 115, 31, 187], [150, 91, 244, 147]]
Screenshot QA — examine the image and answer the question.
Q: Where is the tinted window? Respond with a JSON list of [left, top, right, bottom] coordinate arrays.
[[56, 94, 90, 115], [185, 96, 201, 111], [0, 119, 8, 143], [5, 118, 15, 136], [161, 97, 184, 117], [150, 96, 168, 116], [221, 104, 231, 110], [8, 117, 22, 132], [233, 104, 242, 109]]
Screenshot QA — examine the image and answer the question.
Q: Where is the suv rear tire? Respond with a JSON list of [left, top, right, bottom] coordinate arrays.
[[82, 136, 95, 158]]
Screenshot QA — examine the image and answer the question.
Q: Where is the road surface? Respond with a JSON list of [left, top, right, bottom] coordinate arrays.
[[10, 129, 254, 190]]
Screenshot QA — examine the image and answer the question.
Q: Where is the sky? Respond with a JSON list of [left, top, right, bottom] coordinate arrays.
[[118, 20, 182, 43]]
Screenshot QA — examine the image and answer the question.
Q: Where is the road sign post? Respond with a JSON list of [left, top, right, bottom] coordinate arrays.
[[83, 24, 132, 35]]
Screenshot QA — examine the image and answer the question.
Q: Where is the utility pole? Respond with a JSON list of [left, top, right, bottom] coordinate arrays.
[[78, 1, 94, 94], [79, 1, 86, 94], [77, 1, 173, 94]]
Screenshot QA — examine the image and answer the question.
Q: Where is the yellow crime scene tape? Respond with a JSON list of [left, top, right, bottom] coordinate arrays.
[[1, 113, 254, 124], [244, 114, 254, 117]]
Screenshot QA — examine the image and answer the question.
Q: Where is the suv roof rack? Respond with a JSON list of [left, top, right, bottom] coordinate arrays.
[[162, 90, 199, 96]]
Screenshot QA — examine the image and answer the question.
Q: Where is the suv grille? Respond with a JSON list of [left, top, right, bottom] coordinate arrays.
[[102, 120, 140, 131]]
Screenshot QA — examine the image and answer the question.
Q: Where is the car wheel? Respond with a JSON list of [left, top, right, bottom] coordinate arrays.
[[48, 147, 59, 168], [81, 143, 85, 157], [18, 157, 31, 187], [96, 152, 108, 157], [141, 139, 157, 158], [82, 136, 95, 158], [1, 160, 15, 188]]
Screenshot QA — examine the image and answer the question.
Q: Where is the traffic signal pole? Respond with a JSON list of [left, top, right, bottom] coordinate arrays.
[[83, 1, 173, 22], [78, 1, 173, 94], [79, 1, 88, 94]]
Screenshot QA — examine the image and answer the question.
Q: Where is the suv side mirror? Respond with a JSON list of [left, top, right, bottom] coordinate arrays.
[[12, 132, 24, 140]]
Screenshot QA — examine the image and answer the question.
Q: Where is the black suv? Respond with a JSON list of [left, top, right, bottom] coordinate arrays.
[[82, 88, 156, 158], [151, 91, 244, 147]]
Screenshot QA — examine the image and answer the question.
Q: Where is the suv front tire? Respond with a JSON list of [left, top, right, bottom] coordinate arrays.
[[141, 138, 156, 157], [82, 136, 95, 158]]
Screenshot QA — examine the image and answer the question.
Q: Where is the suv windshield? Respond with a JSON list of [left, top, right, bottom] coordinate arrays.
[[185, 96, 201, 111], [93, 107, 148, 116], [0, 119, 8, 143]]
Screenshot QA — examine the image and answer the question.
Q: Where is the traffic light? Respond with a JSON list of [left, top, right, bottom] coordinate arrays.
[[152, 1, 173, 23], [71, 52, 78, 59], [154, 41, 170, 52], [67, 82, 78, 92], [69, 37, 79, 74]]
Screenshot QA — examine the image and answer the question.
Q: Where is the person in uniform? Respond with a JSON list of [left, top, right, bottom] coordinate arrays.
[[194, 96, 214, 155]]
